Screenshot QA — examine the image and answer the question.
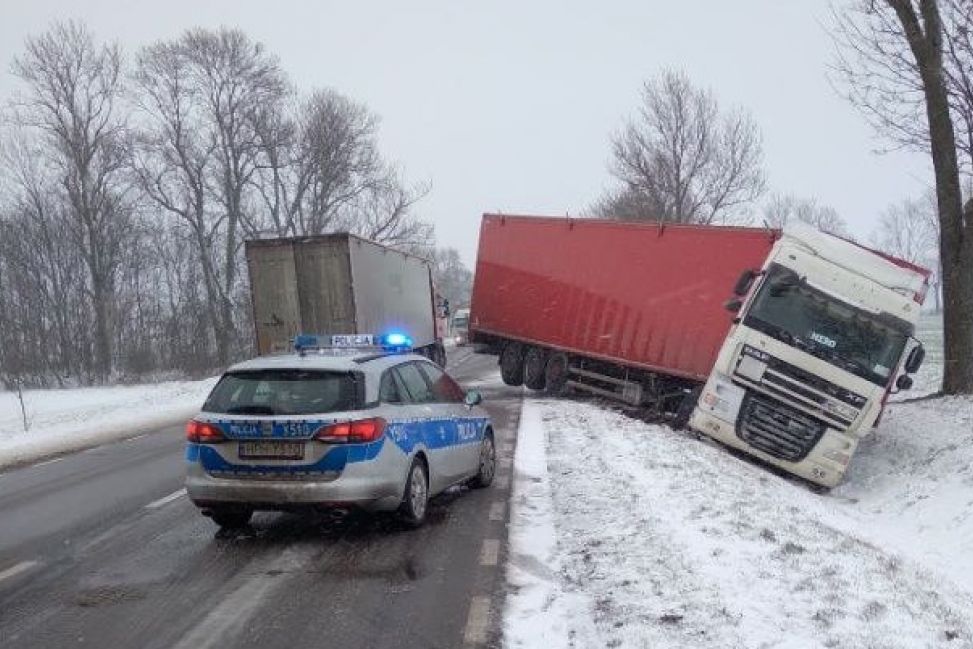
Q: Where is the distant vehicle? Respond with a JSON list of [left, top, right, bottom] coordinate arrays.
[[185, 333, 495, 529], [246, 233, 449, 367], [452, 307, 471, 345], [469, 214, 929, 488]]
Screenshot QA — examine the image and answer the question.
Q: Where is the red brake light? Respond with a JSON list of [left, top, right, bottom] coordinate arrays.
[[186, 419, 225, 443], [315, 417, 386, 444]]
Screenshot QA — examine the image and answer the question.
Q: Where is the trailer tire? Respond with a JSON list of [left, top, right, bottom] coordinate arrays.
[[544, 352, 570, 396], [500, 342, 526, 386], [523, 347, 548, 390], [673, 385, 703, 430]]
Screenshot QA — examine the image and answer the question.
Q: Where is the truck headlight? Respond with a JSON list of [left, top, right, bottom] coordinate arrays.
[[700, 377, 745, 423]]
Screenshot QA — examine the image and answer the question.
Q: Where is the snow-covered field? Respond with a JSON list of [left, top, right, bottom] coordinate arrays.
[[505, 313, 973, 648], [0, 378, 217, 468]]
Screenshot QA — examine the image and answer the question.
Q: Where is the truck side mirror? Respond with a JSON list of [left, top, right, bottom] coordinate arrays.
[[896, 374, 914, 391], [733, 269, 758, 296], [904, 344, 925, 374], [724, 297, 743, 313]]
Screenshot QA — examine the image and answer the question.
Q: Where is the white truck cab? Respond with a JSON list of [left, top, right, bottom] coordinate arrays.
[[689, 224, 929, 488]]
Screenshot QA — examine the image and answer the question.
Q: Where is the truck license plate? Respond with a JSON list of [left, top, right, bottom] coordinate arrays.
[[239, 441, 305, 460]]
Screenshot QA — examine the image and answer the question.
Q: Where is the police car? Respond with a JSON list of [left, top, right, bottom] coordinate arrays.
[[185, 333, 495, 529]]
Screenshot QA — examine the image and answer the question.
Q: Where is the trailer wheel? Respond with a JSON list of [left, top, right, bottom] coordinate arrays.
[[544, 352, 570, 396], [500, 342, 526, 386], [523, 346, 548, 390], [672, 385, 703, 430]]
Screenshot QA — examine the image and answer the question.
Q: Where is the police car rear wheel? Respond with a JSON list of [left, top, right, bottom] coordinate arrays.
[[469, 433, 495, 489], [399, 459, 429, 527], [209, 507, 253, 529]]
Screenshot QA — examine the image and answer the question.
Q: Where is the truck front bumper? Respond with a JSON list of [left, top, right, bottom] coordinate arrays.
[[689, 408, 851, 489]]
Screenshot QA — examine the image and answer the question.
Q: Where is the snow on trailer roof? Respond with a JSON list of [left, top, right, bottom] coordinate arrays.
[[782, 223, 931, 301]]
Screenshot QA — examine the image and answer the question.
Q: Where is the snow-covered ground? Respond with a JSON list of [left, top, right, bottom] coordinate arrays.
[[0, 378, 217, 469], [505, 313, 973, 648]]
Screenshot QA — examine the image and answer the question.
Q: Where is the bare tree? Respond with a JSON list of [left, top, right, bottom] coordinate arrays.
[[763, 193, 849, 235], [429, 247, 473, 309], [833, 1, 973, 394], [10, 21, 131, 380], [250, 88, 432, 247], [599, 70, 765, 224], [871, 192, 942, 309], [133, 28, 288, 366]]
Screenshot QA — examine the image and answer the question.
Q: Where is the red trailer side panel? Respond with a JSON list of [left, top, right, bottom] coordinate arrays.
[[470, 215, 779, 381]]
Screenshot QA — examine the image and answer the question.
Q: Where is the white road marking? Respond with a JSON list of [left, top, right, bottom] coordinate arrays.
[[463, 596, 491, 645], [126, 433, 147, 442], [479, 539, 500, 566], [33, 457, 63, 468], [145, 488, 187, 510], [489, 501, 506, 521], [172, 547, 313, 649], [0, 560, 39, 583]]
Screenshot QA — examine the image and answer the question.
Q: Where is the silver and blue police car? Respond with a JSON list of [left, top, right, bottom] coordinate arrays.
[[185, 333, 495, 529]]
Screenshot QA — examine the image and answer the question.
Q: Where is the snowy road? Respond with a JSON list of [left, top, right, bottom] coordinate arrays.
[[0, 348, 517, 649]]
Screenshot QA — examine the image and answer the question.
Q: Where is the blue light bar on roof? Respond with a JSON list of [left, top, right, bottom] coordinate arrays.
[[291, 332, 412, 354]]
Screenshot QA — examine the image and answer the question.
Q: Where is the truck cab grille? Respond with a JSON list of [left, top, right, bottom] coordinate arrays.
[[736, 393, 826, 463]]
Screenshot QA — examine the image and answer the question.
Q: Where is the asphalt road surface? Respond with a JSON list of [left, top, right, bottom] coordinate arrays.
[[0, 348, 519, 649]]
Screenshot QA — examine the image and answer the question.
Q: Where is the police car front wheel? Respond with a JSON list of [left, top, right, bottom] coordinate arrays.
[[398, 458, 429, 528], [468, 433, 496, 489]]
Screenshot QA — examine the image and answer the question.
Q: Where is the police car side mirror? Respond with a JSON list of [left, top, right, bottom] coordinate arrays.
[[464, 390, 483, 407]]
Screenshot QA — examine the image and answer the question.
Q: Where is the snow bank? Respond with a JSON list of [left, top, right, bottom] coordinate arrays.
[[505, 396, 973, 648], [0, 378, 218, 469]]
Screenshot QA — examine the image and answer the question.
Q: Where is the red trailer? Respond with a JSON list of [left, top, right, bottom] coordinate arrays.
[[469, 214, 779, 406]]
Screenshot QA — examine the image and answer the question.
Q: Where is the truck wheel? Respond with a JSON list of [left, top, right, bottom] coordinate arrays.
[[672, 385, 703, 430], [523, 346, 548, 390], [500, 342, 526, 386], [544, 353, 570, 396]]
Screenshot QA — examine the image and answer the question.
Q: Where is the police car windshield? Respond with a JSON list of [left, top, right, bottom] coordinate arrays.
[[204, 370, 361, 416]]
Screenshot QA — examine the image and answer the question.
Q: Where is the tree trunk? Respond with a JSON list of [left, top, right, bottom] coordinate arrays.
[[891, 0, 973, 394]]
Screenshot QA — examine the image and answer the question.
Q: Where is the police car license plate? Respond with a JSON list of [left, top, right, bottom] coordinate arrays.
[[239, 441, 305, 460]]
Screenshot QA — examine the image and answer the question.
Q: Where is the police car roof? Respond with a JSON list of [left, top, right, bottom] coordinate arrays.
[[226, 350, 428, 374]]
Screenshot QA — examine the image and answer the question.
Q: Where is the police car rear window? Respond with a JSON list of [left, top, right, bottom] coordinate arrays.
[[203, 370, 361, 416]]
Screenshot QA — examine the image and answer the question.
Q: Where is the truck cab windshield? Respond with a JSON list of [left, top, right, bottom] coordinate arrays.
[[743, 264, 911, 386]]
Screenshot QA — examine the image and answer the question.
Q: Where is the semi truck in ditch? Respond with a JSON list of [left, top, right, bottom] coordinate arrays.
[[468, 214, 929, 488], [245, 233, 449, 366]]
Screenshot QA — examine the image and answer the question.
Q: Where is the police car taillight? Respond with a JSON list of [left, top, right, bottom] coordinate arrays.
[[186, 419, 225, 443], [315, 417, 387, 444]]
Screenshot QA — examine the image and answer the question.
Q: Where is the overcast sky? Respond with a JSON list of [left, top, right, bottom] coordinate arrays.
[[0, 0, 931, 264]]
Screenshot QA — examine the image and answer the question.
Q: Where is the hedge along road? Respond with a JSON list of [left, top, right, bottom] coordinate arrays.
[[0, 347, 519, 649]]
